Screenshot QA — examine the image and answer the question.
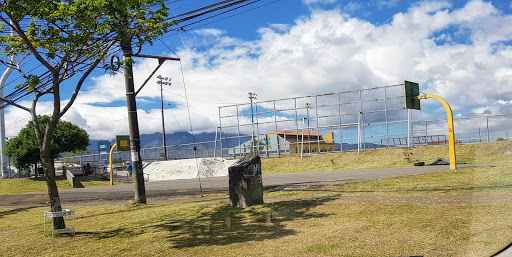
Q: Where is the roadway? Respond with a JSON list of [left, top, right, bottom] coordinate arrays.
[[0, 164, 475, 207]]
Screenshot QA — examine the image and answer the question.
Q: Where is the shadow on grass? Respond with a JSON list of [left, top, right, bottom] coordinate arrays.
[[266, 181, 512, 195], [28, 175, 109, 183], [76, 227, 147, 240], [28, 176, 67, 182], [154, 196, 336, 248], [0, 206, 39, 218], [331, 183, 512, 194]]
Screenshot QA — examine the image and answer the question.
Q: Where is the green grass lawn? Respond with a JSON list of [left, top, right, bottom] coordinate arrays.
[[1, 193, 511, 256], [1, 141, 512, 256], [262, 141, 512, 174], [0, 175, 111, 195], [1, 164, 512, 256]]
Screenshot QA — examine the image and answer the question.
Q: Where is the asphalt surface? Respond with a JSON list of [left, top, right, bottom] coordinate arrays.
[[0, 164, 479, 207]]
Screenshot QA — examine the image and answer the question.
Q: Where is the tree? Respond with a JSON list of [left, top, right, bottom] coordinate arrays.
[[5, 115, 88, 169], [0, 0, 176, 229]]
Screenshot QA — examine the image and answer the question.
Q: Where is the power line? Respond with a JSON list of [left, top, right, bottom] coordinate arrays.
[[162, 88, 235, 105], [0, 0, 280, 109], [160, 0, 281, 39]]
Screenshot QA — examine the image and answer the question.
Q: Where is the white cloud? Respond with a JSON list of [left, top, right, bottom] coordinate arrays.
[[377, 0, 400, 9], [5, 0, 512, 141], [302, 0, 336, 5]]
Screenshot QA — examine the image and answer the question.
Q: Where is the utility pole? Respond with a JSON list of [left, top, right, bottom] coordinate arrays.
[[157, 75, 171, 161], [248, 92, 257, 155], [121, 40, 146, 204]]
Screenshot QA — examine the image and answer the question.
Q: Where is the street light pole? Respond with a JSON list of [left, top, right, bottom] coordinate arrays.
[[305, 102, 311, 128], [248, 92, 257, 155], [157, 75, 171, 161]]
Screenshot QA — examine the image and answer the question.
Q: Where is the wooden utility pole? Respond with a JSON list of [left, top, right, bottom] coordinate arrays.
[[121, 41, 147, 204]]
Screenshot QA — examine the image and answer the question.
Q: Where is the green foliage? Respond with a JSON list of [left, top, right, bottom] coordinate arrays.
[[0, 0, 178, 81], [5, 115, 89, 169], [497, 138, 507, 141], [4, 127, 39, 170]]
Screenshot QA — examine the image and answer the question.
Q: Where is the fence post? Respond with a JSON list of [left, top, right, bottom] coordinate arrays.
[[214, 127, 218, 158], [486, 116, 490, 143], [358, 112, 361, 154], [407, 109, 411, 148]]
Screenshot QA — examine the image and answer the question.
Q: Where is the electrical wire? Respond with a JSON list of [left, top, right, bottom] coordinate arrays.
[[162, 88, 235, 105], [160, 0, 281, 39], [0, 0, 279, 109]]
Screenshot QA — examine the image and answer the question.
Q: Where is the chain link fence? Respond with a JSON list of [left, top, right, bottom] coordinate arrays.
[[61, 85, 512, 166], [59, 140, 218, 168], [218, 84, 410, 157], [411, 114, 512, 146]]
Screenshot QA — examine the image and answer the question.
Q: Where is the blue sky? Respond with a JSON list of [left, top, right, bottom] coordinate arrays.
[[4, 0, 512, 140]]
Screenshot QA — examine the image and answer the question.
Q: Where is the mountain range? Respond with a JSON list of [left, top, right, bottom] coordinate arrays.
[[88, 131, 383, 154], [88, 131, 220, 153]]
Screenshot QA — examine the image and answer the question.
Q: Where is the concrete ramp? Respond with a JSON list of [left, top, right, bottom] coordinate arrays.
[[143, 157, 238, 181]]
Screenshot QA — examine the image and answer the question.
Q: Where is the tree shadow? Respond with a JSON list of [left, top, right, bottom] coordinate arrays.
[[76, 227, 147, 240], [331, 183, 512, 194], [153, 196, 337, 248], [266, 181, 512, 195], [0, 206, 39, 218]]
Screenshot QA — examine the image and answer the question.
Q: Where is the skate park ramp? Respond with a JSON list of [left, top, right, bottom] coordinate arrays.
[[143, 158, 239, 181]]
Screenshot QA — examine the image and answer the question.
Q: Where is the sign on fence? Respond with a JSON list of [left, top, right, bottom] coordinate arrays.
[[116, 135, 131, 152]]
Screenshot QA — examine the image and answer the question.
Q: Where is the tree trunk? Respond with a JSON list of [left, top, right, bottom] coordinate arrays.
[[41, 157, 65, 229]]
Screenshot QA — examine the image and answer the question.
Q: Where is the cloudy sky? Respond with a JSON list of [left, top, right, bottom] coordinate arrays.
[[3, 0, 512, 140]]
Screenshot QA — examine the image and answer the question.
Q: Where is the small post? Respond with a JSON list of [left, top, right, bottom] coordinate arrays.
[[265, 213, 272, 224], [225, 216, 231, 229]]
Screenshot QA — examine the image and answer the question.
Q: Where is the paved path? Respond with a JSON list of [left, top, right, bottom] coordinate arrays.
[[0, 164, 486, 207]]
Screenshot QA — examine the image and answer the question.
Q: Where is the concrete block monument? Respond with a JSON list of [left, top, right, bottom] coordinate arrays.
[[228, 155, 264, 208]]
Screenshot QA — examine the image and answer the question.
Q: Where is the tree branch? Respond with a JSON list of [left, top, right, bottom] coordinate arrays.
[[0, 96, 30, 112], [4, 13, 56, 73], [30, 93, 43, 148], [59, 40, 117, 118]]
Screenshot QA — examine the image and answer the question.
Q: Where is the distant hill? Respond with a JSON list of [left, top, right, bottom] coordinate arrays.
[[88, 131, 238, 153], [88, 132, 384, 154]]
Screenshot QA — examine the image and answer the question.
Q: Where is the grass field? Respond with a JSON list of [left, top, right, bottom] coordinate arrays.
[[0, 175, 111, 195], [1, 141, 512, 256], [261, 141, 512, 174]]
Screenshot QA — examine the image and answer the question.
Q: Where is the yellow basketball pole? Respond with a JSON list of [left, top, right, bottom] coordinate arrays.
[[109, 143, 117, 185], [416, 94, 457, 170]]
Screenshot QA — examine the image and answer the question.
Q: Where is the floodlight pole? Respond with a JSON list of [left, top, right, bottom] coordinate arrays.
[[157, 75, 171, 161], [249, 92, 257, 155], [416, 94, 457, 170]]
